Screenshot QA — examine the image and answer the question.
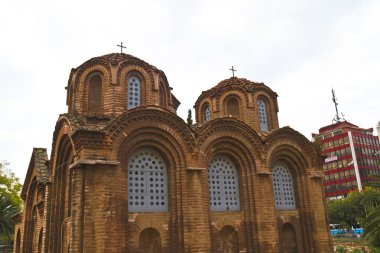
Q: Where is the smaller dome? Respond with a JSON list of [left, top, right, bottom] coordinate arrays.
[[194, 76, 279, 132]]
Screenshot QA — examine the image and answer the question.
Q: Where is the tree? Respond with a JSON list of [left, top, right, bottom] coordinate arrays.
[[186, 109, 193, 125], [327, 190, 369, 229], [0, 161, 22, 242], [360, 176, 380, 250]]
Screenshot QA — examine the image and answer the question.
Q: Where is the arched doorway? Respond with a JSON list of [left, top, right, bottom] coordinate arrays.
[[281, 223, 298, 253], [220, 225, 239, 253], [139, 228, 162, 253]]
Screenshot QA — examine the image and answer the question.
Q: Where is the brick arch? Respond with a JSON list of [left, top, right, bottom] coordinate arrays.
[[264, 127, 319, 168], [75, 64, 110, 114], [117, 129, 187, 252], [195, 98, 213, 123], [197, 118, 263, 165], [255, 92, 277, 131], [138, 227, 163, 253], [216, 88, 248, 112], [119, 65, 152, 108], [50, 117, 77, 170], [107, 109, 196, 157], [48, 133, 75, 253]]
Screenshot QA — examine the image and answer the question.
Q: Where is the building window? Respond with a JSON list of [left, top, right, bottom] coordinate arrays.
[[272, 162, 296, 210], [88, 74, 102, 113], [128, 148, 168, 212], [127, 75, 141, 109], [204, 104, 212, 121], [208, 155, 240, 211], [258, 99, 269, 131]]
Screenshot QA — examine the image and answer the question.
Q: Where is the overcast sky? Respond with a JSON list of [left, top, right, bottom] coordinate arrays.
[[1, 0, 379, 182]]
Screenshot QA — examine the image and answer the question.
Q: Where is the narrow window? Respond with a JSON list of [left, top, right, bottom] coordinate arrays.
[[208, 155, 240, 211], [88, 74, 102, 113], [127, 75, 141, 109], [204, 104, 212, 121], [128, 148, 168, 212], [226, 97, 240, 118], [272, 162, 296, 210], [258, 99, 269, 131]]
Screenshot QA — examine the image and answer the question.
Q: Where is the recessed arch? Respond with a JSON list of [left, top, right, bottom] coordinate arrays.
[[202, 102, 212, 122], [225, 95, 241, 118], [139, 227, 162, 253], [86, 72, 103, 114], [127, 147, 168, 212], [281, 223, 298, 253], [220, 225, 239, 253], [208, 154, 240, 211]]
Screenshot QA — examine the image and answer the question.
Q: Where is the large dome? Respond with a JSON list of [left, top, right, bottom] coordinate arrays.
[[66, 53, 180, 117]]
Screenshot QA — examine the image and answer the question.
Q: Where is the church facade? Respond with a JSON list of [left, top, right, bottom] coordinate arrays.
[[13, 53, 332, 253]]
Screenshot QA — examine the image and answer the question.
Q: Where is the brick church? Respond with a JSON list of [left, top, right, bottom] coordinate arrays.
[[13, 53, 332, 253]]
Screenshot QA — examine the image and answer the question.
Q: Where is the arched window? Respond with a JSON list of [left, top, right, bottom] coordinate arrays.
[[258, 99, 269, 131], [226, 96, 240, 118], [88, 74, 102, 114], [208, 155, 240, 211], [128, 148, 168, 212], [272, 162, 296, 210], [204, 104, 212, 121], [127, 75, 141, 109]]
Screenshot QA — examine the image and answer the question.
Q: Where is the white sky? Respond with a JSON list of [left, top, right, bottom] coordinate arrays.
[[0, 0, 379, 182]]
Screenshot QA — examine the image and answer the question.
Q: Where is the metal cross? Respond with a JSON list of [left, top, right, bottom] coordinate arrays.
[[117, 42, 126, 53], [230, 66, 237, 77]]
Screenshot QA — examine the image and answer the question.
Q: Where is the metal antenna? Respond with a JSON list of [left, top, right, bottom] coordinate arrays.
[[332, 89, 344, 123]]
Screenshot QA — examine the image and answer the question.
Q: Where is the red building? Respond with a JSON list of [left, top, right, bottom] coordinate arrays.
[[313, 121, 380, 198]]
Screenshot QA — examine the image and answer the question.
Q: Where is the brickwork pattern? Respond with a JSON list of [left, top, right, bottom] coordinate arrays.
[[15, 53, 332, 253]]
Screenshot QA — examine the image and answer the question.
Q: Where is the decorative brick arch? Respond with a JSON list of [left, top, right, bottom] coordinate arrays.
[[76, 64, 110, 114], [119, 65, 151, 109]]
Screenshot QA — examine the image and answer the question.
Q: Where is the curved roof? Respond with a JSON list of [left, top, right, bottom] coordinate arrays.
[[194, 77, 278, 106], [76, 53, 161, 71]]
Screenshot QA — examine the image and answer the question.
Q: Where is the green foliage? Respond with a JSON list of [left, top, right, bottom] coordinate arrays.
[[0, 162, 22, 242], [327, 190, 369, 229], [360, 176, 380, 251], [351, 249, 362, 253], [186, 109, 193, 125], [335, 245, 347, 253]]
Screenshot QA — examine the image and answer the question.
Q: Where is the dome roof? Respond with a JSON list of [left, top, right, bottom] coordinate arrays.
[[74, 53, 162, 73], [195, 77, 277, 106]]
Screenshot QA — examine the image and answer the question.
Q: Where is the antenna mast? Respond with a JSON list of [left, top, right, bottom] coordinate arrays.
[[332, 89, 345, 123]]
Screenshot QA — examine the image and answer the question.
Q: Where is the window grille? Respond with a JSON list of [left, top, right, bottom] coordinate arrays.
[[204, 105, 212, 121], [272, 162, 296, 210], [208, 155, 240, 211], [127, 76, 141, 109], [128, 148, 168, 212], [258, 99, 269, 131]]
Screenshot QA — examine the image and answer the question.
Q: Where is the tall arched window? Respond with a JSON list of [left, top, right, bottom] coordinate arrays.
[[128, 148, 168, 212], [258, 99, 269, 131], [226, 96, 240, 118], [204, 104, 212, 121], [88, 74, 102, 114], [272, 162, 296, 210], [127, 75, 141, 109], [208, 155, 240, 211]]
